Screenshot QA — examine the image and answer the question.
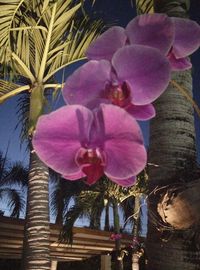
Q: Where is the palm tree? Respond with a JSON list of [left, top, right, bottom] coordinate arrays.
[[50, 177, 88, 226], [53, 177, 119, 234], [60, 179, 125, 270], [120, 169, 147, 270], [54, 175, 145, 270], [0, 1, 102, 269], [134, 0, 200, 269], [135, 0, 154, 14], [0, 151, 28, 218]]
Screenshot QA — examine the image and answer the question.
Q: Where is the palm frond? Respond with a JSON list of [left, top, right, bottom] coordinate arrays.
[[0, 0, 26, 63], [65, 16, 104, 61], [0, 151, 27, 217], [15, 91, 30, 142], [43, 15, 104, 82], [61, 189, 101, 243], [0, 0, 103, 128], [50, 180, 72, 222], [121, 196, 135, 227], [89, 192, 104, 229], [136, 0, 154, 14], [51, 188, 65, 224], [0, 1, 40, 78], [3, 161, 29, 186], [61, 203, 85, 244], [0, 187, 25, 218], [0, 150, 10, 181], [50, 177, 87, 222], [0, 80, 30, 103], [8, 188, 25, 218], [50, 1, 82, 47]]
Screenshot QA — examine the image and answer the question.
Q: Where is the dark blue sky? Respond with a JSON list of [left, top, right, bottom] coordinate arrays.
[[0, 1, 200, 164]]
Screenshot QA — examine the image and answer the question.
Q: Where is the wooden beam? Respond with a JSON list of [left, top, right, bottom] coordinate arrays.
[[0, 216, 134, 262], [51, 260, 57, 270], [101, 255, 111, 270]]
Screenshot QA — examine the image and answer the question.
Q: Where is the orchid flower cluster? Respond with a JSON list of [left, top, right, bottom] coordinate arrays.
[[110, 233, 122, 240], [131, 237, 140, 248], [33, 14, 200, 187]]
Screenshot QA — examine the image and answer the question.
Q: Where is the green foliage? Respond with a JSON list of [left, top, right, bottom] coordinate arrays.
[[0, 151, 28, 217], [54, 171, 148, 243], [0, 0, 104, 134], [136, 0, 154, 14]]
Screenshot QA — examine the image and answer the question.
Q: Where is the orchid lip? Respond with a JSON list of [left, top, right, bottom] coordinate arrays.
[[105, 82, 132, 108], [76, 147, 106, 185], [76, 147, 105, 167]]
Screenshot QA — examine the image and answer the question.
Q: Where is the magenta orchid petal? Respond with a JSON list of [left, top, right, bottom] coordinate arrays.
[[126, 103, 156, 120], [82, 164, 104, 185], [112, 45, 170, 105], [63, 60, 111, 109], [167, 51, 192, 71], [126, 13, 174, 55], [109, 176, 137, 187], [33, 104, 147, 186], [86, 26, 127, 61], [32, 105, 93, 176], [62, 170, 86, 181], [98, 104, 147, 179], [172, 17, 200, 58]]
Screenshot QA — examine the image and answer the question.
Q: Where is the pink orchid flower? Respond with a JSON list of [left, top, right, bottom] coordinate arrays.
[[63, 45, 170, 120], [33, 104, 147, 186], [87, 13, 200, 71], [110, 233, 122, 240]]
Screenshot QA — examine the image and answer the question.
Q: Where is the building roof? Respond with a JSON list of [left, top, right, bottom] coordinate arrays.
[[0, 216, 133, 261]]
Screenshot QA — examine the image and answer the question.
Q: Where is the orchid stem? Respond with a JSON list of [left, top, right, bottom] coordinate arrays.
[[171, 79, 200, 118]]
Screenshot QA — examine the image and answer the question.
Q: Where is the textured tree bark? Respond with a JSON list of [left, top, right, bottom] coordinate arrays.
[[90, 206, 102, 229], [21, 143, 50, 270], [146, 1, 200, 269], [132, 195, 141, 270], [132, 253, 140, 270], [55, 180, 65, 225], [104, 203, 110, 231], [113, 200, 123, 270]]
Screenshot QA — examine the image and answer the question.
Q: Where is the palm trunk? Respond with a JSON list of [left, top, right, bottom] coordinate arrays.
[[90, 216, 101, 229], [21, 143, 50, 270], [132, 195, 141, 270], [104, 203, 110, 231], [146, 1, 200, 269], [113, 199, 123, 270], [90, 207, 101, 229], [55, 180, 65, 225]]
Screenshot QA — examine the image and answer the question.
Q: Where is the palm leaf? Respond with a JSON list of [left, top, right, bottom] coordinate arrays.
[[0, 187, 25, 218], [61, 190, 101, 243], [15, 91, 30, 142], [8, 188, 25, 218], [0, 80, 30, 103], [0, 0, 103, 108], [51, 1, 82, 47], [3, 161, 29, 186], [43, 16, 104, 82], [50, 178, 88, 223], [0, 150, 10, 181], [89, 192, 104, 229], [61, 204, 86, 243], [0, 0, 25, 63], [136, 0, 154, 14]]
